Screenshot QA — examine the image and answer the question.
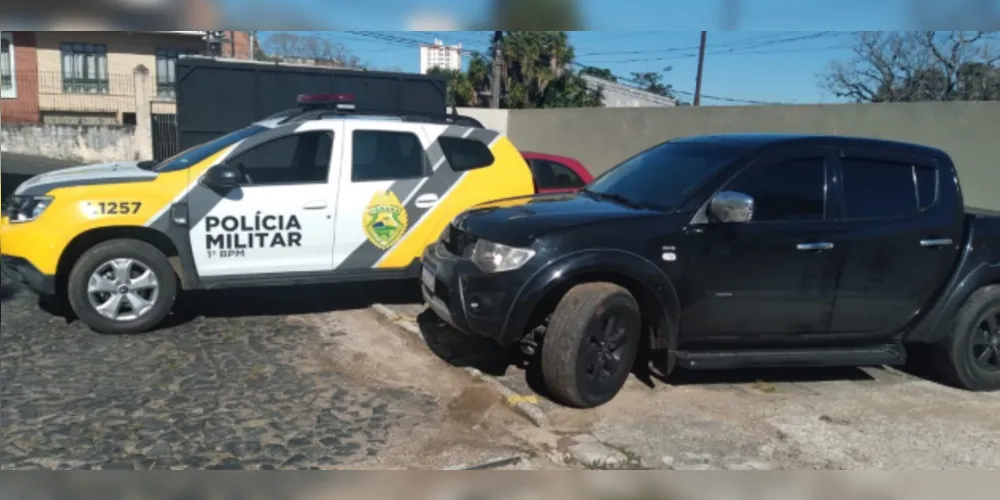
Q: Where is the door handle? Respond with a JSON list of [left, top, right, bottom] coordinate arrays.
[[920, 238, 953, 248], [303, 200, 327, 210], [796, 242, 834, 251], [414, 193, 439, 209]]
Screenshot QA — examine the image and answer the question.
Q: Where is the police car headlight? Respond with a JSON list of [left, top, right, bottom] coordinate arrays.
[[471, 239, 535, 273], [6, 195, 53, 223]]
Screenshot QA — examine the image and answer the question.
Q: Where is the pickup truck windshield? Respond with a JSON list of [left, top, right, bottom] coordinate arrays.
[[586, 141, 749, 211], [155, 125, 269, 173]]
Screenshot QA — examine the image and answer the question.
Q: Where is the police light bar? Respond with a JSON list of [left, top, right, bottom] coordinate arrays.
[[297, 93, 356, 110]]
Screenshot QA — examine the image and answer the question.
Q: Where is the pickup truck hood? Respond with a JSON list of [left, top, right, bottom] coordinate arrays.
[[454, 192, 656, 245], [15, 160, 158, 196]]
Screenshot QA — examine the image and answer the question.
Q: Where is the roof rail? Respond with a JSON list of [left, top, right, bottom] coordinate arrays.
[[277, 108, 485, 129]]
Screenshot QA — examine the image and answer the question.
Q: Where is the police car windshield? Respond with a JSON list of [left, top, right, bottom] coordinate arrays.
[[585, 141, 748, 211], [154, 125, 269, 173]]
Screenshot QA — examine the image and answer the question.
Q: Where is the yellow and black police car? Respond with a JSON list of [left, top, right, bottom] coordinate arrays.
[[0, 94, 535, 334]]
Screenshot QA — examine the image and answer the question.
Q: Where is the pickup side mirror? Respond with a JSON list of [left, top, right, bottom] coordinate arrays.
[[709, 190, 754, 223], [201, 163, 243, 190]]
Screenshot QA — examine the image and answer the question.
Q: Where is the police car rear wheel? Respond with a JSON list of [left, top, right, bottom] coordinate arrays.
[[67, 239, 177, 335], [541, 282, 641, 408]]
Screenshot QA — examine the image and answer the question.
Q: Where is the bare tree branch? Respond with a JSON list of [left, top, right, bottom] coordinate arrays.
[[820, 30, 1000, 102]]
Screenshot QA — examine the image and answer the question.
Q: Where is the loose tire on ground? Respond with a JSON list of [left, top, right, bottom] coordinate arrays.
[[932, 285, 1000, 391], [540, 282, 642, 408], [66, 239, 177, 334]]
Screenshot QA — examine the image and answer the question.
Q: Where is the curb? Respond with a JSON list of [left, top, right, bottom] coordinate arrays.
[[370, 303, 551, 428]]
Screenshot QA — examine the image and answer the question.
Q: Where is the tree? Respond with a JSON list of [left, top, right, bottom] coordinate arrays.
[[629, 71, 676, 98], [821, 31, 1000, 102], [260, 32, 366, 69], [432, 31, 603, 109], [579, 66, 617, 82], [627, 69, 689, 104], [428, 67, 480, 107]]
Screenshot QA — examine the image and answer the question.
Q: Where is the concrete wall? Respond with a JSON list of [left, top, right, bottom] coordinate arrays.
[[1, 124, 138, 163], [457, 107, 509, 135], [507, 102, 1000, 210]]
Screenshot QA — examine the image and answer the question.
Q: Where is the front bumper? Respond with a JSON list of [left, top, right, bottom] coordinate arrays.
[[1, 255, 56, 296], [420, 241, 529, 346], [1, 216, 59, 296]]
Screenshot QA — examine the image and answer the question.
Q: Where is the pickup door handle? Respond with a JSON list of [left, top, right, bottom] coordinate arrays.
[[920, 238, 953, 248], [303, 200, 328, 210], [796, 242, 834, 251]]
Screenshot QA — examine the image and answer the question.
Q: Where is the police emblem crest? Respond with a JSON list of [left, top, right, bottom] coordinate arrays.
[[363, 191, 409, 250]]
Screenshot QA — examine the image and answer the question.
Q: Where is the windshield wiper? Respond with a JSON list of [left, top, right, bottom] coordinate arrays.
[[580, 188, 644, 209]]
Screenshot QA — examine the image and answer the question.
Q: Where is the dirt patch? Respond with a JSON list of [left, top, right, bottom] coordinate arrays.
[[282, 308, 559, 469]]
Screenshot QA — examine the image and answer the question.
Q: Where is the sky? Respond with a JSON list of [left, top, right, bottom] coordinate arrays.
[[239, 0, 1000, 106]]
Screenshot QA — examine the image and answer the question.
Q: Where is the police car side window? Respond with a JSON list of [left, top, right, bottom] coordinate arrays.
[[439, 137, 494, 171], [352, 131, 429, 182], [228, 131, 333, 185]]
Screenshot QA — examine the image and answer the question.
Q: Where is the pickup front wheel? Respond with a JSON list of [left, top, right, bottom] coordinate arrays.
[[540, 283, 642, 408], [933, 285, 1000, 392]]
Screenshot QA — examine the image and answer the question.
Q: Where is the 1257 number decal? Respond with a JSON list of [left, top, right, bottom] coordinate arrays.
[[89, 201, 142, 215]]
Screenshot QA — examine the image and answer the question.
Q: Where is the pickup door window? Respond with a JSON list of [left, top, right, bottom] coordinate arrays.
[[829, 154, 960, 335], [682, 148, 840, 340], [189, 123, 342, 279]]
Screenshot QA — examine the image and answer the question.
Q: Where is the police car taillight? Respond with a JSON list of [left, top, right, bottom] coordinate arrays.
[[297, 93, 356, 111]]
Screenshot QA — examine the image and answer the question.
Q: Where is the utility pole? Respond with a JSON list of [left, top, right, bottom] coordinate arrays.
[[693, 31, 707, 106], [490, 31, 503, 109]]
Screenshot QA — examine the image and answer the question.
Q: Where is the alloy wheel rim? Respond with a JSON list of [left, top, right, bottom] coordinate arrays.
[[86, 258, 160, 322], [584, 312, 629, 383], [970, 306, 1000, 372]]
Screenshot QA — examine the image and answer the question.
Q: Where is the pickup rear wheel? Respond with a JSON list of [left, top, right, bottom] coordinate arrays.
[[540, 283, 641, 408], [66, 239, 177, 335], [933, 285, 1000, 391]]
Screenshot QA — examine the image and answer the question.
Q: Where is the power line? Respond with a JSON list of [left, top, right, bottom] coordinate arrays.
[[345, 31, 486, 55], [342, 31, 791, 106], [583, 44, 851, 64], [572, 62, 791, 105], [576, 32, 841, 57]]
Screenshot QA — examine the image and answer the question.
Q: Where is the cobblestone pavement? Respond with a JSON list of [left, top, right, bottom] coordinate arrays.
[[0, 275, 551, 470]]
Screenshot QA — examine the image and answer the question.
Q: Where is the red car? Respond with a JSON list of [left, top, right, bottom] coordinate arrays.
[[521, 151, 593, 194]]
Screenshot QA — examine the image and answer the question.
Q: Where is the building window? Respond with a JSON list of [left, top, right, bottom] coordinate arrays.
[[1, 33, 15, 99], [155, 48, 199, 99], [61, 43, 109, 93]]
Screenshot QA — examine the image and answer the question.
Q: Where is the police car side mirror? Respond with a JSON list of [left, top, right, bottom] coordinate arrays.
[[202, 164, 243, 190]]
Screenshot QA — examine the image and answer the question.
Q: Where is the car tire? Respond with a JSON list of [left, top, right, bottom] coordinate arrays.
[[932, 285, 1000, 391], [540, 282, 642, 408], [66, 239, 177, 335]]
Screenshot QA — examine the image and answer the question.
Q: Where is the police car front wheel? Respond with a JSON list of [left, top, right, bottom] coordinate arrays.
[[67, 239, 177, 335]]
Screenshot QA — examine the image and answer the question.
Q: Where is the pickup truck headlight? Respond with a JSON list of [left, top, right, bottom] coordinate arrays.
[[471, 239, 535, 273], [6, 195, 53, 223]]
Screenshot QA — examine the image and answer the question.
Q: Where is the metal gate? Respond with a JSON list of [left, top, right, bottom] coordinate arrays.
[[151, 113, 180, 161], [175, 57, 448, 151]]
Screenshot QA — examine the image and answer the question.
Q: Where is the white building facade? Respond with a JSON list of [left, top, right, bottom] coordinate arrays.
[[419, 39, 462, 74]]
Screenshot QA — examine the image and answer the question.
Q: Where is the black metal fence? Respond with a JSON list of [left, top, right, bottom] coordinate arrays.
[[151, 112, 180, 161]]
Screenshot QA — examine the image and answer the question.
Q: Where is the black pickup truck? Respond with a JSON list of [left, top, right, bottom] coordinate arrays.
[[420, 133, 1000, 408]]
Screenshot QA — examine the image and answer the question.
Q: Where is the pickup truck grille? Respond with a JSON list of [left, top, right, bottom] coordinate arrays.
[[443, 224, 478, 258]]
